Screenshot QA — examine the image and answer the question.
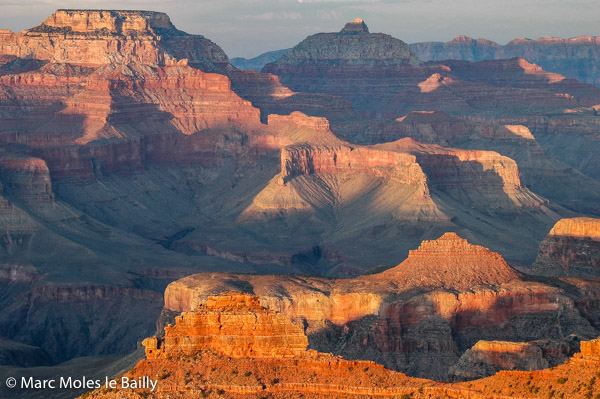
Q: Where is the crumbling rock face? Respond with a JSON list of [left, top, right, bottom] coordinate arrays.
[[0, 58, 262, 182], [375, 139, 546, 209], [280, 145, 426, 186], [40, 9, 174, 34], [143, 292, 308, 359], [581, 336, 600, 358], [0, 150, 54, 202], [532, 217, 600, 277]]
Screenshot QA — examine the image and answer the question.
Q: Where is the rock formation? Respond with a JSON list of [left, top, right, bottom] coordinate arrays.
[[581, 336, 600, 358], [242, 113, 555, 268], [376, 232, 520, 289], [160, 233, 600, 380], [143, 292, 308, 359], [448, 338, 579, 381], [267, 18, 420, 71], [262, 20, 600, 206], [0, 11, 599, 389], [82, 292, 600, 398], [0, 9, 230, 71], [452, 337, 600, 398], [532, 218, 600, 277], [340, 110, 600, 215]]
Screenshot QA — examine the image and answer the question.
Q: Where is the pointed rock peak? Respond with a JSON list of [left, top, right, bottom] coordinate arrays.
[[438, 231, 466, 241], [377, 232, 521, 290], [340, 18, 369, 34], [415, 232, 472, 251]]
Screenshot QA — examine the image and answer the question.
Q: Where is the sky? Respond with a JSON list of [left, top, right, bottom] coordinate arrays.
[[0, 0, 599, 59]]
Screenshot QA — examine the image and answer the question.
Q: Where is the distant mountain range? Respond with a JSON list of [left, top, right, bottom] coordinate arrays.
[[233, 35, 600, 86]]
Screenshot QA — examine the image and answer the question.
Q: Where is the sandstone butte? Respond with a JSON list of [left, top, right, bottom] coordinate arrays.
[[160, 233, 600, 381], [532, 217, 600, 277], [82, 291, 600, 399], [143, 292, 308, 359], [271, 17, 420, 68]]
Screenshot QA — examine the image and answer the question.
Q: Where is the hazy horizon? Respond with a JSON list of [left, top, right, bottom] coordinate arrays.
[[1, 0, 598, 59]]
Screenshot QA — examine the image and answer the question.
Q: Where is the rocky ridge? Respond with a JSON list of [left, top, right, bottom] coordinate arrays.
[[0, 9, 229, 71], [84, 291, 600, 398], [161, 233, 600, 380], [411, 35, 600, 86], [376, 232, 521, 289], [338, 110, 600, 215], [0, 11, 598, 384], [262, 20, 600, 211]]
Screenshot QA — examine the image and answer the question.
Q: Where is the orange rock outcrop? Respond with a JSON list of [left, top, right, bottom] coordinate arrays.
[[549, 217, 600, 238], [581, 337, 600, 358], [160, 233, 600, 381], [82, 292, 600, 398], [143, 292, 307, 359]]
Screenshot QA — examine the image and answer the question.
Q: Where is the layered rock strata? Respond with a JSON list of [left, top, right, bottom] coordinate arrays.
[[377, 232, 520, 289], [0, 11, 598, 379], [271, 19, 420, 70], [160, 233, 600, 380], [83, 293, 600, 398], [532, 217, 600, 277], [0, 9, 229, 71], [262, 20, 600, 205], [143, 292, 308, 359]]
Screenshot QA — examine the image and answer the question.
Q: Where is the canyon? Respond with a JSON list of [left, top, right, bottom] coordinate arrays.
[[83, 291, 600, 399], [161, 233, 600, 381], [0, 9, 598, 398]]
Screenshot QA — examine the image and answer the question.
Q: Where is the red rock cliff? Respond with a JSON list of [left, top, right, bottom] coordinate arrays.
[[143, 292, 308, 359]]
